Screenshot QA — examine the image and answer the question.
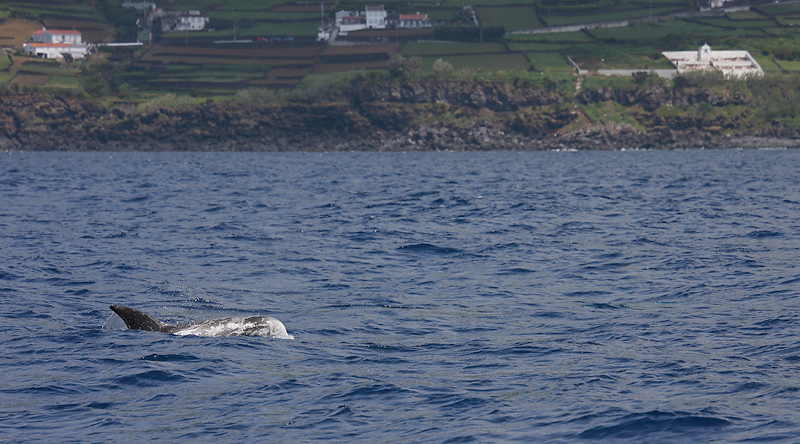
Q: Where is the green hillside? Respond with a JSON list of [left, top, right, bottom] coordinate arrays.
[[0, 0, 799, 97]]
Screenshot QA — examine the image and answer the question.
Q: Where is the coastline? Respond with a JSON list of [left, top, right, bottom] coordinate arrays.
[[5, 127, 796, 152], [2, 77, 799, 152]]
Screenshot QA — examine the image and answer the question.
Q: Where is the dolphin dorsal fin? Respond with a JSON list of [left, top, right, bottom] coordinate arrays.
[[110, 305, 169, 332]]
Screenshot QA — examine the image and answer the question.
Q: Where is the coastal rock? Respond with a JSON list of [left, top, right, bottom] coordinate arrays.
[[1, 78, 798, 151]]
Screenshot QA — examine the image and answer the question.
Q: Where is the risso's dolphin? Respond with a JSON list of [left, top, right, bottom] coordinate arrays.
[[109, 305, 294, 339]]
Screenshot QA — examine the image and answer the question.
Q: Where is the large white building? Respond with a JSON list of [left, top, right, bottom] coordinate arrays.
[[335, 5, 387, 35], [662, 44, 764, 77], [161, 11, 210, 32], [365, 5, 387, 29], [23, 28, 89, 60]]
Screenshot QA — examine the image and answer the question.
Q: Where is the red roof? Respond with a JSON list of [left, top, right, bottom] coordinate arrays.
[[399, 14, 427, 20], [27, 43, 72, 47], [33, 29, 81, 35]]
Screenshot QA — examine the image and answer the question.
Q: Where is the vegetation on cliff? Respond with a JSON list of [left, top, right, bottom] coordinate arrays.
[[2, 69, 799, 151]]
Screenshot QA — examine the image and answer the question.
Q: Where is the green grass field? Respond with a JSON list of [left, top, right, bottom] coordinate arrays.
[[0, 56, 80, 89], [543, 6, 680, 26], [757, 2, 800, 15], [755, 56, 783, 73], [205, 11, 321, 20], [692, 17, 777, 29], [527, 52, 572, 72], [5, 1, 100, 20], [2, 0, 800, 96], [776, 16, 800, 26], [442, 0, 538, 6], [774, 59, 800, 71], [401, 42, 508, 56], [477, 6, 543, 31], [588, 17, 759, 45], [727, 10, 769, 20], [506, 31, 594, 43], [507, 41, 573, 52], [419, 53, 530, 73], [216, 0, 294, 10]]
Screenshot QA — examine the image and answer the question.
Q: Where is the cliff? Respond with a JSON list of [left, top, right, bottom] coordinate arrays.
[[1, 77, 799, 151]]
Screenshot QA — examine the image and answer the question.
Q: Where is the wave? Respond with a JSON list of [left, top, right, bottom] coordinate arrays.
[[397, 243, 462, 255], [578, 410, 731, 440]]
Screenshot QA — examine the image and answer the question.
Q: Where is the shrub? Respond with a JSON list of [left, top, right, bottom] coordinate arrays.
[[233, 88, 284, 107], [433, 59, 454, 76], [386, 54, 422, 78], [136, 93, 200, 112]]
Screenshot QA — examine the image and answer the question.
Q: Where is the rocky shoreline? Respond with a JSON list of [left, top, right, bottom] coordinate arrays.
[[1, 78, 799, 151]]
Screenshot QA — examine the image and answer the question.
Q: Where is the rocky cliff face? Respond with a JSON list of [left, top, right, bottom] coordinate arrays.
[[341, 79, 563, 111], [1, 78, 798, 151]]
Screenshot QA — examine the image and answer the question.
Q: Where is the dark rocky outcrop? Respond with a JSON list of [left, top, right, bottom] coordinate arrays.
[[1, 78, 798, 151]]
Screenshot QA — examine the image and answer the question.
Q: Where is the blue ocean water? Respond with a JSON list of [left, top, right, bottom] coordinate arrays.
[[2, 149, 800, 443]]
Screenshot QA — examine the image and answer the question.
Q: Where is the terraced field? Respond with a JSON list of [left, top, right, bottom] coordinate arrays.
[[130, 43, 402, 91], [0, 0, 799, 95], [0, 17, 84, 90]]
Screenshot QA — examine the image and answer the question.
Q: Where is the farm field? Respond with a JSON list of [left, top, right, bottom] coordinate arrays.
[[774, 59, 800, 71], [0, 0, 799, 95], [1, 55, 81, 89], [477, 6, 543, 31], [0, 19, 43, 48], [127, 43, 403, 92], [4, 2, 101, 20], [528, 52, 573, 72], [400, 42, 508, 56], [132, 45, 321, 92], [756, 56, 783, 73], [418, 53, 531, 73]]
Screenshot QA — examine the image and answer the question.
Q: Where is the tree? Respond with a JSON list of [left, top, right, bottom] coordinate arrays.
[[433, 58, 454, 76], [387, 54, 406, 77], [386, 54, 422, 78], [404, 56, 422, 75]]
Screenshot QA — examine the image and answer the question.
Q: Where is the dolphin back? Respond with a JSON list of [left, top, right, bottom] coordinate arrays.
[[110, 305, 170, 332]]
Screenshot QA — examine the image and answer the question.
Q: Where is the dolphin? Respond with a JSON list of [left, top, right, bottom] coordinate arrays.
[[109, 305, 294, 339]]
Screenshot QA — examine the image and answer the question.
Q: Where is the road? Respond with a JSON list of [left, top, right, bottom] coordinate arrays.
[[508, 2, 783, 35]]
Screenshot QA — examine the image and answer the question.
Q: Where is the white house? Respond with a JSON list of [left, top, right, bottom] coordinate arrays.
[[335, 5, 387, 35], [336, 11, 367, 33], [23, 29, 89, 60], [31, 29, 82, 44], [365, 5, 387, 29], [663, 44, 764, 77], [161, 11, 210, 32]]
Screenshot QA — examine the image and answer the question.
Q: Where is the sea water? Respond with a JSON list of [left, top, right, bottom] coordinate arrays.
[[2, 149, 800, 443]]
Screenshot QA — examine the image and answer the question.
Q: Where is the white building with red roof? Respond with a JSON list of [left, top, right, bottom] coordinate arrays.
[[31, 29, 82, 44], [335, 12, 367, 33], [23, 28, 89, 60], [329, 4, 430, 39], [335, 5, 387, 35]]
